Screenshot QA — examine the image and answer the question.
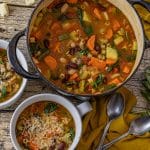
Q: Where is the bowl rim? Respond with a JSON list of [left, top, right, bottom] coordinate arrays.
[[10, 93, 82, 150], [0, 39, 28, 109]]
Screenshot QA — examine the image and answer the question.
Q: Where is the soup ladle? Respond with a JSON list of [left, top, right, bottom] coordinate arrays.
[[97, 93, 125, 150], [102, 116, 150, 150]]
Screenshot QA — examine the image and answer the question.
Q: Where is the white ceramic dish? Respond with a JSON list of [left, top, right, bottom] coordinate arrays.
[[10, 94, 92, 150], [0, 39, 28, 109]]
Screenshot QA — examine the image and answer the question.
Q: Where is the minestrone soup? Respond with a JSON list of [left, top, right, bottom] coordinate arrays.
[[0, 48, 22, 102], [16, 101, 75, 150], [29, 0, 137, 94]]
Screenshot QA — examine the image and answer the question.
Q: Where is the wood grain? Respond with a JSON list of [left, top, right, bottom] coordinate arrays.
[[0, 0, 150, 149]]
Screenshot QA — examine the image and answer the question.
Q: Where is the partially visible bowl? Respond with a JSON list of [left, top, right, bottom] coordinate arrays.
[[10, 94, 92, 150], [0, 39, 28, 109]]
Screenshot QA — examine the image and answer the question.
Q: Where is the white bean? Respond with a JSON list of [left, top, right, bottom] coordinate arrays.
[[61, 3, 69, 14], [60, 57, 67, 64]]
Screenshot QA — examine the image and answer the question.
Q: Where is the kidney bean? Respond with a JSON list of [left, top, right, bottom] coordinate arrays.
[[43, 39, 50, 49], [97, 3, 107, 11], [53, 2, 66, 9], [62, 74, 70, 83], [69, 46, 80, 55], [66, 62, 78, 69], [103, 77, 108, 84], [58, 142, 66, 150], [94, 43, 101, 53]]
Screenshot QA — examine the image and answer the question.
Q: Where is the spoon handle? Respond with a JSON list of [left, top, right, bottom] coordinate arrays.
[[97, 121, 112, 150], [102, 131, 129, 150]]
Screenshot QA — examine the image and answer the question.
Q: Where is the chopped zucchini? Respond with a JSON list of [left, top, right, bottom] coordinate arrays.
[[80, 70, 89, 80], [117, 28, 125, 36], [70, 31, 78, 41], [132, 41, 137, 51], [79, 80, 85, 92], [114, 36, 124, 45], [58, 33, 70, 41], [106, 47, 118, 62], [83, 11, 91, 22]]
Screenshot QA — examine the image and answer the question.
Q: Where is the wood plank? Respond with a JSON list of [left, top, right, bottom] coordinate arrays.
[[0, 112, 14, 150], [0, 0, 39, 6]]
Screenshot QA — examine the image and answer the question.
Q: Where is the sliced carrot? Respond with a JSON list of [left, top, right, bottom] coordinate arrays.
[[51, 22, 61, 31], [94, 8, 102, 20], [108, 78, 121, 85], [105, 28, 113, 40], [88, 57, 106, 70], [28, 141, 38, 150], [67, 0, 78, 4], [122, 66, 130, 74], [112, 19, 121, 31], [113, 68, 119, 73], [35, 30, 43, 40], [86, 35, 98, 56], [106, 59, 116, 65], [82, 56, 89, 64], [53, 42, 60, 53], [70, 73, 78, 80], [44, 55, 57, 71], [108, 6, 113, 13]]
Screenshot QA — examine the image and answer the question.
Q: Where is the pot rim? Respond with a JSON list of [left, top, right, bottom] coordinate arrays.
[[26, 0, 145, 97]]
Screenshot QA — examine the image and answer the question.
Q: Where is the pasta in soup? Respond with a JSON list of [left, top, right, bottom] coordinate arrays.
[[16, 101, 75, 150], [29, 0, 137, 94]]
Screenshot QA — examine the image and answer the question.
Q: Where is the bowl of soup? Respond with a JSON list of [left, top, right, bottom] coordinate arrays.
[[0, 39, 28, 109], [10, 94, 92, 150], [8, 0, 150, 97]]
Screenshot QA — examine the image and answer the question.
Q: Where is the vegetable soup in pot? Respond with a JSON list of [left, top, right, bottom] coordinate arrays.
[[29, 0, 137, 94], [16, 101, 75, 150]]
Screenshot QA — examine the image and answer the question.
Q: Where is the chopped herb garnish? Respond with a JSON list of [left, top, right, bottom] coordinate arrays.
[[77, 7, 83, 25], [93, 74, 105, 89], [77, 8, 93, 36], [84, 24, 93, 36], [58, 33, 70, 41], [69, 128, 75, 141], [106, 61, 119, 72], [105, 84, 116, 90], [80, 48, 89, 55], [0, 60, 3, 64], [44, 103, 58, 114], [1, 86, 7, 98], [126, 54, 136, 62]]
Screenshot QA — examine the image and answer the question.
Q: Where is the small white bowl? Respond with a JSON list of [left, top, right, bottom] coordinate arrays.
[[0, 39, 28, 109], [10, 94, 92, 150]]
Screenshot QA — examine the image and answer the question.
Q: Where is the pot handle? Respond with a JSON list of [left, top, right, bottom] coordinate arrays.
[[128, 0, 150, 48], [8, 29, 40, 79], [77, 102, 92, 117], [128, 0, 150, 11]]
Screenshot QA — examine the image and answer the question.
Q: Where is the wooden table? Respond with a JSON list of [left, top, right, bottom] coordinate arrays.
[[0, 1, 150, 149]]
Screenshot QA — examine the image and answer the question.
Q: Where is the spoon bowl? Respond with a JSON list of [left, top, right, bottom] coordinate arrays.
[[97, 92, 125, 150], [107, 93, 125, 121], [129, 116, 150, 135]]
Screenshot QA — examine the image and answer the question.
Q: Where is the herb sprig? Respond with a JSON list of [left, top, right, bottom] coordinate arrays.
[[141, 67, 150, 102]]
